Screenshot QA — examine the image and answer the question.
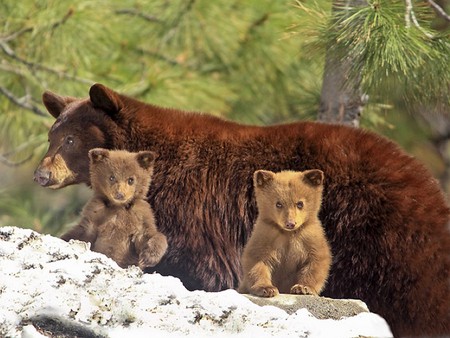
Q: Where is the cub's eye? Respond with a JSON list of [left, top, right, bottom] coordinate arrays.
[[128, 177, 135, 185], [109, 175, 116, 182], [65, 136, 74, 146], [276, 202, 283, 209], [297, 201, 304, 209]]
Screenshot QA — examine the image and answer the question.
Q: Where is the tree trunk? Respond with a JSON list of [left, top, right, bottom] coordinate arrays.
[[318, 0, 368, 127]]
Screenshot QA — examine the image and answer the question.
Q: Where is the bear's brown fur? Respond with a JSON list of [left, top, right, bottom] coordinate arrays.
[[61, 148, 168, 269], [239, 170, 331, 298], [34, 83, 450, 337]]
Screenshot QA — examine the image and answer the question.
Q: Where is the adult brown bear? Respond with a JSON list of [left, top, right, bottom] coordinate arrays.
[[34, 83, 450, 337]]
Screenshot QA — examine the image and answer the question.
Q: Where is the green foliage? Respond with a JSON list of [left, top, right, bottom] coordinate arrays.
[[1, 0, 448, 234], [294, 0, 450, 109]]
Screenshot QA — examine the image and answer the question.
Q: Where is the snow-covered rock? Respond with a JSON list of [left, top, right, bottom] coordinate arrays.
[[0, 226, 393, 337]]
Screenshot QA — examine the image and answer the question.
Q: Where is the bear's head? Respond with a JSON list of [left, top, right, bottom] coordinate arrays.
[[34, 84, 127, 189], [88, 148, 156, 206], [253, 169, 324, 232]]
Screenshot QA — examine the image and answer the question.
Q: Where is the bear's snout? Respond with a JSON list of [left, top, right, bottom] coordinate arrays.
[[115, 192, 125, 201], [34, 168, 51, 187], [285, 221, 296, 230]]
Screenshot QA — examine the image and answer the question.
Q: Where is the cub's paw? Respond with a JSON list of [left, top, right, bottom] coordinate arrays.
[[138, 238, 167, 269], [290, 284, 317, 296], [252, 285, 279, 298], [138, 251, 161, 269]]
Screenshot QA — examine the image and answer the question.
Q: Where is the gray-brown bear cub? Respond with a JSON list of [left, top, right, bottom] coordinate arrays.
[[239, 169, 332, 297], [61, 148, 167, 269]]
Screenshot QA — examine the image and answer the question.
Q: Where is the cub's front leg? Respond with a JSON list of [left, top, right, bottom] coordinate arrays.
[[242, 261, 279, 298], [60, 199, 103, 244], [60, 217, 97, 245], [291, 234, 332, 296], [137, 232, 168, 269]]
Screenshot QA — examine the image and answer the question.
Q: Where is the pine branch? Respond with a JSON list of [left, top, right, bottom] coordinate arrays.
[[427, 0, 450, 22], [236, 13, 271, 57], [0, 41, 92, 84], [405, 0, 412, 28], [0, 86, 46, 117], [405, 0, 434, 38], [115, 8, 162, 23], [242, 13, 270, 43], [0, 8, 73, 44], [0, 8, 89, 85], [178, 0, 196, 21], [0, 63, 27, 77], [137, 47, 180, 66], [164, 0, 196, 35], [50, 8, 74, 30], [0, 153, 34, 167], [0, 27, 34, 43]]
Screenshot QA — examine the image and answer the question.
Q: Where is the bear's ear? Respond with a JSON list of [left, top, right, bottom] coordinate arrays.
[[254, 170, 275, 188], [89, 148, 110, 164], [89, 83, 123, 116], [303, 169, 324, 187], [136, 151, 156, 170], [42, 91, 77, 119]]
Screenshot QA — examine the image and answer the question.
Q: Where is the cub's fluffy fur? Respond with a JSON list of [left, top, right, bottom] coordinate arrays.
[[239, 170, 332, 297], [61, 149, 167, 269]]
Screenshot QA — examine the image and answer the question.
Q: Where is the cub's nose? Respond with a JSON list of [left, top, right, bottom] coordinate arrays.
[[115, 192, 125, 200], [34, 169, 51, 186], [285, 221, 296, 230]]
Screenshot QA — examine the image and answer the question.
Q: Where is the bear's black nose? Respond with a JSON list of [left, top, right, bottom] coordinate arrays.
[[115, 192, 125, 200], [285, 221, 296, 230], [34, 169, 51, 186]]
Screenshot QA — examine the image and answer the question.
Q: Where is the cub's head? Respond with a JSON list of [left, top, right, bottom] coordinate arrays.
[[88, 148, 156, 206], [253, 169, 324, 232], [34, 84, 126, 189]]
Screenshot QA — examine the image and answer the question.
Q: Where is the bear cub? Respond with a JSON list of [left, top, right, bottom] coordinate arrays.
[[239, 169, 332, 297], [61, 148, 168, 270]]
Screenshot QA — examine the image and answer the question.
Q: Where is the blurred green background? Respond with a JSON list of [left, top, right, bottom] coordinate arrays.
[[1, 0, 449, 236]]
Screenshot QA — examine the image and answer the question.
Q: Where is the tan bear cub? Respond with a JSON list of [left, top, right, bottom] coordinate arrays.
[[239, 169, 332, 297], [61, 148, 168, 270]]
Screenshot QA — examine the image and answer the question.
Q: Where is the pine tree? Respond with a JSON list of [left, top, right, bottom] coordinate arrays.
[[318, 0, 368, 126], [295, 0, 450, 126]]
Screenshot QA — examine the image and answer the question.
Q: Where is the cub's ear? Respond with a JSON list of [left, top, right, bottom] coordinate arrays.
[[89, 148, 110, 163], [303, 169, 324, 187], [254, 170, 275, 188], [89, 83, 123, 116], [42, 91, 77, 119], [136, 151, 156, 170]]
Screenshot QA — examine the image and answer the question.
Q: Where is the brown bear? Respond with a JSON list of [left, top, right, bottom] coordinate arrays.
[[34, 83, 450, 337], [239, 169, 331, 298], [61, 148, 168, 270]]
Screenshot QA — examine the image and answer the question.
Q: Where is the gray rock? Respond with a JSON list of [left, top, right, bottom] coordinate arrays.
[[244, 294, 369, 319]]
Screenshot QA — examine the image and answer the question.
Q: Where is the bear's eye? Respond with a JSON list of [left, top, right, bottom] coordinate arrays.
[[276, 202, 283, 209], [128, 177, 135, 185], [65, 136, 74, 146], [109, 175, 116, 183], [297, 201, 304, 209]]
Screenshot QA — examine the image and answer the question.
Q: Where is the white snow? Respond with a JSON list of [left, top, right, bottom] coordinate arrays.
[[0, 226, 393, 337]]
